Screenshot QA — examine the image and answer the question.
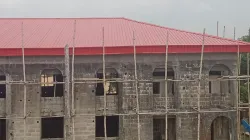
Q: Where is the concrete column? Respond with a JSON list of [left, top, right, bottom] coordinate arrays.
[[64, 44, 72, 140], [5, 74, 13, 140], [176, 116, 182, 140], [173, 61, 181, 109], [230, 114, 237, 140]]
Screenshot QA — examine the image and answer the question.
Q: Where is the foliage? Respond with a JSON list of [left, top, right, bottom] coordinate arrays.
[[239, 31, 250, 103], [240, 85, 248, 103], [239, 35, 250, 42]]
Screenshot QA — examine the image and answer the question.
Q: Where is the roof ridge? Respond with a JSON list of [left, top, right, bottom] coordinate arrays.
[[0, 17, 125, 20], [122, 17, 249, 45]]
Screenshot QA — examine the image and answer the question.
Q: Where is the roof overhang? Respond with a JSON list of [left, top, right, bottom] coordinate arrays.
[[1, 45, 250, 56]]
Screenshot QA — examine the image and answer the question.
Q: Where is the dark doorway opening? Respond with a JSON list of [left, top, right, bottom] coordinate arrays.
[[95, 116, 119, 137], [41, 117, 64, 138], [153, 116, 176, 140], [0, 75, 6, 98], [0, 119, 6, 140], [211, 116, 230, 140]]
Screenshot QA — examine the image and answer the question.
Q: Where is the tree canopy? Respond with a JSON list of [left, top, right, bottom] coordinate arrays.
[[239, 29, 250, 103]]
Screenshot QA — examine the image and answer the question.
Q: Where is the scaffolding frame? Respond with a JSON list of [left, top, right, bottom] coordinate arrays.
[[1, 22, 249, 140]]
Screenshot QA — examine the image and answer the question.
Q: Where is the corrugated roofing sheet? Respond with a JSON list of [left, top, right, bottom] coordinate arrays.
[[0, 17, 249, 56]]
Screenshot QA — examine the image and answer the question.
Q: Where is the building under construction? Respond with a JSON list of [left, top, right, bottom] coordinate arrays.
[[0, 18, 250, 140]]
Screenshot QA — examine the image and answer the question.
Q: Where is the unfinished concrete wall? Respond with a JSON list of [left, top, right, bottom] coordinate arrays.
[[0, 53, 237, 140]]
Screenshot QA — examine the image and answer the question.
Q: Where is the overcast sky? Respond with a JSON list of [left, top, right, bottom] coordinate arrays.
[[0, 0, 249, 39]]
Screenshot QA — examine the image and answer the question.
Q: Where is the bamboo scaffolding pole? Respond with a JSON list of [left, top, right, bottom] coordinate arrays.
[[240, 54, 242, 140], [234, 27, 236, 40], [102, 27, 107, 140], [0, 78, 247, 84], [21, 22, 27, 139], [165, 31, 169, 140], [197, 28, 205, 140], [223, 26, 226, 38], [64, 44, 70, 139], [248, 52, 250, 140], [237, 45, 241, 140], [0, 109, 238, 120], [1, 75, 250, 85], [133, 31, 141, 140], [217, 21, 219, 37], [240, 107, 250, 109], [71, 20, 76, 140], [239, 103, 250, 105]]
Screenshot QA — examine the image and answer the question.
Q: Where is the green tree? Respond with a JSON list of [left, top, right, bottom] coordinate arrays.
[[239, 29, 250, 103]]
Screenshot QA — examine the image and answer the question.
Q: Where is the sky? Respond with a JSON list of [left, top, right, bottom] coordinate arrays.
[[0, 0, 249, 39]]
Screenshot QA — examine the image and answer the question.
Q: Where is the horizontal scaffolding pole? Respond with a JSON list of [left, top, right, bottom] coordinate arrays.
[[0, 76, 250, 85], [0, 109, 237, 119]]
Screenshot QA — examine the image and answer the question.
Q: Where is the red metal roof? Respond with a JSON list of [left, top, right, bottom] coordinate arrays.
[[0, 17, 249, 56]]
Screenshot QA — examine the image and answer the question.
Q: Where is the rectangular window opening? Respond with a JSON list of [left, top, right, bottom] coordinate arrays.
[[220, 81, 223, 94], [41, 74, 63, 97], [0, 119, 6, 140], [41, 117, 64, 138], [153, 117, 176, 140], [95, 116, 119, 137], [153, 70, 175, 95], [171, 82, 175, 95], [0, 76, 6, 98], [96, 72, 118, 96], [209, 71, 222, 94], [209, 81, 212, 93], [209, 71, 222, 76], [153, 82, 160, 94]]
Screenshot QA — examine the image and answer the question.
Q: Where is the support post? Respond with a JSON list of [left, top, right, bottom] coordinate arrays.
[[64, 44, 71, 140], [247, 52, 250, 140], [197, 28, 205, 140], [21, 22, 27, 140], [71, 20, 76, 140], [223, 26, 226, 38], [133, 31, 141, 140], [5, 74, 12, 140], [102, 27, 107, 140], [217, 21, 219, 37], [234, 27, 236, 40], [237, 45, 240, 140], [165, 31, 169, 140], [248, 32, 250, 138]]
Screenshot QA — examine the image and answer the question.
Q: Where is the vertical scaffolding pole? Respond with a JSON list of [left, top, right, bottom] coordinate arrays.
[[217, 21, 219, 37], [64, 44, 70, 139], [165, 31, 169, 140], [248, 31, 250, 136], [247, 52, 250, 140], [234, 27, 236, 40], [223, 26, 226, 38], [102, 27, 107, 140], [133, 31, 141, 140], [21, 22, 27, 139], [71, 20, 76, 140], [237, 44, 240, 140], [197, 28, 205, 140]]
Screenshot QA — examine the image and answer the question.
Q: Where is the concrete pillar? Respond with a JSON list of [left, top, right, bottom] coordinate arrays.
[[230, 114, 237, 140], [176, 116, 182, 140], [173, 61, 181, 109], [5, 74, 13, 140], [64, 44, 72, 140]]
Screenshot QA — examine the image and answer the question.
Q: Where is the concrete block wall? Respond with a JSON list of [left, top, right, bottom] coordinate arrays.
[[0, 53, 238, 140], [179, 114, 198, 140], [74, 63, 96, 140], [0, 99, 5, 116]]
